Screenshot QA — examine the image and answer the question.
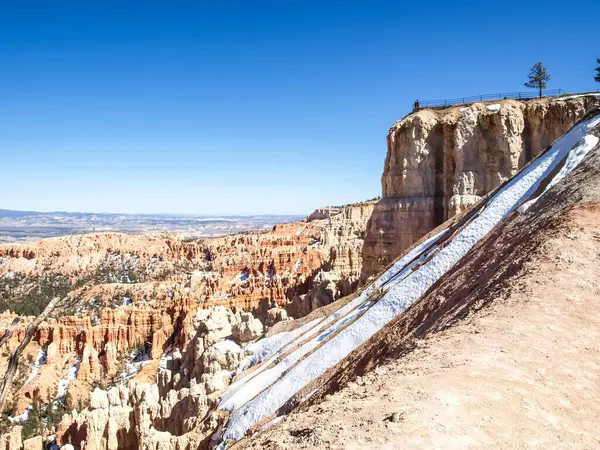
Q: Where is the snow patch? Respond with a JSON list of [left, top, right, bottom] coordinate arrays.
[[57, 358, 81, 400], [553, 93, 600, 101], [118, 348, 152, 384], [23, 347, 46, 387], [260, 415, 285, 432], [8, 406, 31, 424], [213, 339, 242, 355], [519, 133, 600, 213]]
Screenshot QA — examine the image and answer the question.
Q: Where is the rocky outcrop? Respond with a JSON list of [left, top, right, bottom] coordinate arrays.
[[232, 312, 263, 343], [22, 436, 42, 450], [198, 201, 375, 317], [0, 426, 21, 450], [361, 94, 600, 280], [265, 307, 289, 327], [0, 201, 375, 323], [0, 232, 208, 277], [318, 202, 375, 277], [57, 306, 243, 450]]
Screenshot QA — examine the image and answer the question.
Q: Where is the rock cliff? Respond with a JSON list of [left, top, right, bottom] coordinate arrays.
[[361, 94, 600, 280]]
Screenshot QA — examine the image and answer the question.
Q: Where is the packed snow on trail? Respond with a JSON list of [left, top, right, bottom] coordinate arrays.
[[216, 115, 600, 444]]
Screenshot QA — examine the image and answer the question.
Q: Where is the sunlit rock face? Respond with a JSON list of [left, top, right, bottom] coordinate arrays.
[[361, 94, 600, 281]]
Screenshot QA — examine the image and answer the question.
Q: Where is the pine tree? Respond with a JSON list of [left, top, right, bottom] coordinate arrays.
[[524, 62, 551, 98], [595, 58, 600, 83]]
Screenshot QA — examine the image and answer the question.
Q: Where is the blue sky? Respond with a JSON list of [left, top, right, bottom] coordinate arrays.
[[1, 0, 599, 215]]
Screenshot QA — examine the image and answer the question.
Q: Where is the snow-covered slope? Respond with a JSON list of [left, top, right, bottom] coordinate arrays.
[[214, 112, 600, 444]]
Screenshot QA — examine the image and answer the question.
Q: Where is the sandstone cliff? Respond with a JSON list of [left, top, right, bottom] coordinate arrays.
[[361, 94, 600, 280]]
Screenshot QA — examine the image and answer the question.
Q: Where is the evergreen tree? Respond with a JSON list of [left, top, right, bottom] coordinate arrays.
[[595, 58, 600, 83], [524, 62, 551, 98]]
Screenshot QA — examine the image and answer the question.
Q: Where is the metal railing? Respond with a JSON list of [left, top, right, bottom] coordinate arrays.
[[416, 89, 566, 110]]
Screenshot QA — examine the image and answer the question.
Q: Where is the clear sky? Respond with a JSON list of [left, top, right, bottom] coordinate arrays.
[[1, 0, 599, 215]]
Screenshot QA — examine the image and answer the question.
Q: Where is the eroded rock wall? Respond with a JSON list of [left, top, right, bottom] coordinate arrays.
[[361, 94, 600, 280]]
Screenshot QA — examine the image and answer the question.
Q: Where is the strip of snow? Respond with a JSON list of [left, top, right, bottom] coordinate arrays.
[[221, 229, 449, 409], [519, 134, 600, 213], [301, 388, 318, 403], [222, 318, 325, 401], [219, 297, 376, 414], [57, 358, 81, 399], [292, 257, 302, 273], [219, 115, 600, 442], [295, 224, 307, 236], [23, 347, 46, 387], [219, 228, 449, 414], [487, 104, 501, 112], [375, 228, 449, 288], [553, 93, 600, 101]]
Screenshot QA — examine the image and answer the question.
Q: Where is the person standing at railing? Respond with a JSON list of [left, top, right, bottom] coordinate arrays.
[[413, 99, 420, 111]]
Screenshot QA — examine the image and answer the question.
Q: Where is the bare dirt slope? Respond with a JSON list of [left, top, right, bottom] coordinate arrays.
[[241, 129, 600, 449]]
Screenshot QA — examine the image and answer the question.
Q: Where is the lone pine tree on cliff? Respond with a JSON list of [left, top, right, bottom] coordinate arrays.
[[524, 62, 550, 98], [595, 58, 600, 83]]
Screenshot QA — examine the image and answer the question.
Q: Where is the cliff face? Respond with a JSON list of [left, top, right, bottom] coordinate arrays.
[[361, 94, 600, 280]]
